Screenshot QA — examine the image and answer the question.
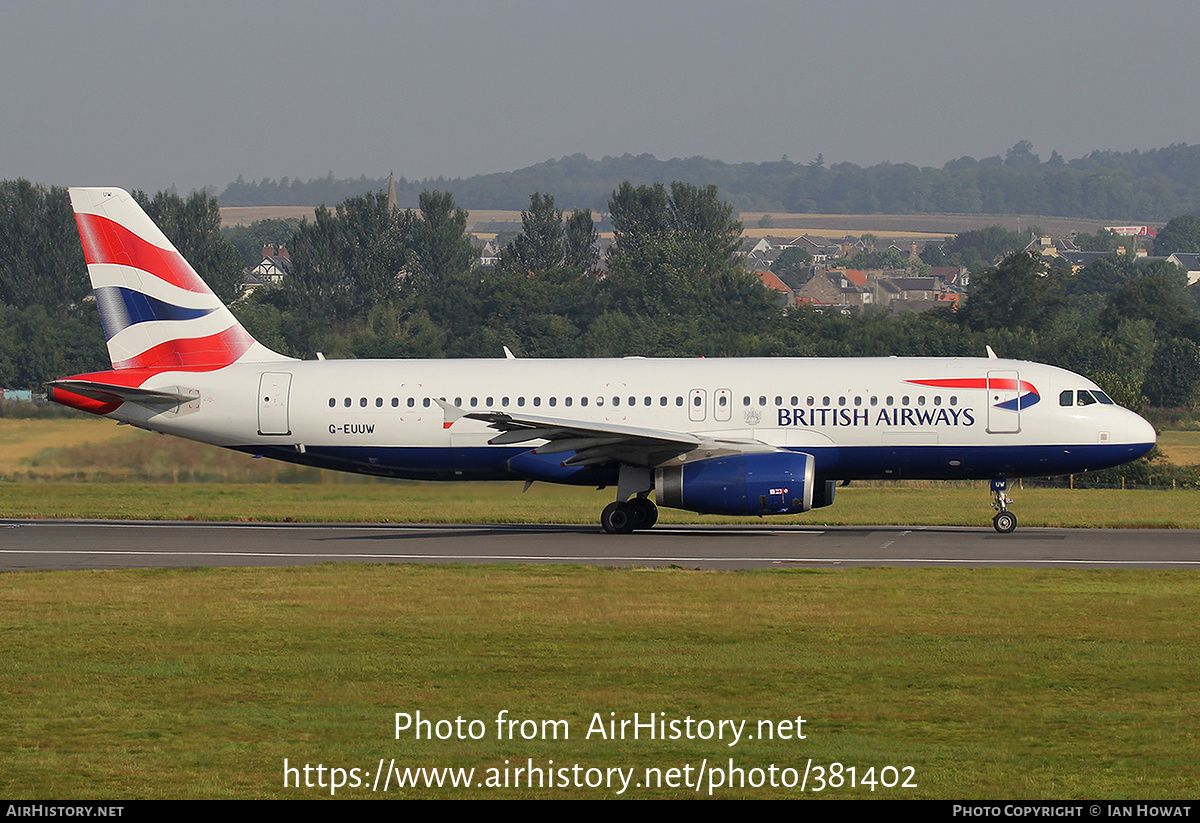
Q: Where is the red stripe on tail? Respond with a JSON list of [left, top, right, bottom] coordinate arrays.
[[112, 325, 256, 370], [74, 212, 210, 294]]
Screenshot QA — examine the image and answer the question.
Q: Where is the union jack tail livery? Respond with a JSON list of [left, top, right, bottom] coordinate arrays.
[[69, 187, 287, 371]]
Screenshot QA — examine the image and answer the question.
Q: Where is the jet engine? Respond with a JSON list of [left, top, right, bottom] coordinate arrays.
[[654, 451, 816, 516]]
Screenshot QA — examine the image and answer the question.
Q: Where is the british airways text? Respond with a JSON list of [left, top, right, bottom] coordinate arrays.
[[777, 407, 977, 428]]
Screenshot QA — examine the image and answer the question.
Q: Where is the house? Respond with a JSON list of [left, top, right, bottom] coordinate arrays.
[[1166, 253, 1200, 286], [241, 245, 292, 294], [756, 270, 795, 308]]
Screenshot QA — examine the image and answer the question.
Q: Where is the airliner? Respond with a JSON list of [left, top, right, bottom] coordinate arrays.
[[48, 187, 1156, 534]]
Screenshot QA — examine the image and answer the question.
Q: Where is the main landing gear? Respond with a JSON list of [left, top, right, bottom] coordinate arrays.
[[601, 497, 659, 534], [991, 478, 1017, 533], [601, 466, 659, 534]]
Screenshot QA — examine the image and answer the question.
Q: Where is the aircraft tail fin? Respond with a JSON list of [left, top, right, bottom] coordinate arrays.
[[68, 187, 290, 372]]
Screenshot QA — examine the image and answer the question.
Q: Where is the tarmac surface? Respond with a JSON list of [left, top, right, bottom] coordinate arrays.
[[1, 520, 1198, 571]]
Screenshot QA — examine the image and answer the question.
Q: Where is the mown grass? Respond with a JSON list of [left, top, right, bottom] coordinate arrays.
[[0, 481, 1197, 529], [1, 564, 1196, 799]]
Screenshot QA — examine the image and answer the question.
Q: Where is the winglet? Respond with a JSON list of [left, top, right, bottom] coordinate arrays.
[[434, 398, 466, 429], [503, 346, 517, 360], [986, 345, 998, 359]]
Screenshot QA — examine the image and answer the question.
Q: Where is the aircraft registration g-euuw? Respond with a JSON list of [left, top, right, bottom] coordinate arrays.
[[48, 187, 1156, 533]]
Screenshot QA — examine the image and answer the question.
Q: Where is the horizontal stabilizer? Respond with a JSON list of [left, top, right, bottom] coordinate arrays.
[[47, 379, 193, 408]]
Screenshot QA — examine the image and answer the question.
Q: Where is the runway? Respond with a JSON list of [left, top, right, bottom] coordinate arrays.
[[1, 520, 1198, 571]]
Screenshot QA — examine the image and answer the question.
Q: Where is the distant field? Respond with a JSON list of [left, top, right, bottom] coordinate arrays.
[[220, 204, 1116, 239], [1156, 430, 1200, 465], [740, 212, 1115, 238]]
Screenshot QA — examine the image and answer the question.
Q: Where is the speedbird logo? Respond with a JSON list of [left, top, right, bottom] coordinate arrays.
[[906, 377, 1041, 410]]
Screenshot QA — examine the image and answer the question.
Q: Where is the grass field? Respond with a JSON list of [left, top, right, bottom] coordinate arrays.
[[3, 420, 1199, 799], [2, 563, 1197, 799]]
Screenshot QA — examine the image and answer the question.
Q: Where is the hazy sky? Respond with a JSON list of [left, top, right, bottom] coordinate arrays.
[[4, 0, 1199, 194]]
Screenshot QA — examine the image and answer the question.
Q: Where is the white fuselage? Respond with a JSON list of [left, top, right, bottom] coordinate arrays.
[[104, 355, 1156, 484]]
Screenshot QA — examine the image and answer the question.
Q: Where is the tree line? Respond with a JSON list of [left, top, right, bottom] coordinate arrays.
[[3, 177, 1200, 421], [219, 142, 1200, 220]]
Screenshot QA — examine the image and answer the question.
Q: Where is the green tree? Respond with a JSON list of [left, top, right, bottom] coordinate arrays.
[[605, 181, 770, 335], [503, 192, 564, 274], [1073, 228, 1121, 252], [409, 190, 475, 282], [281, 190, 412, 325], [222, 217, 302, 267], [1101, 261, 1191, 336], [562, 208, 599, 273], [1153, 214, 1200, 256], [771, 246, 813, 287], [0, 180, 89, 311], [1143, 337, 1200, 407], [960, 251, 1066, 333]]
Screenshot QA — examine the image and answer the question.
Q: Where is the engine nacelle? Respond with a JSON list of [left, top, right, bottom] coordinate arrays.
[[655, 452, 816, 516]]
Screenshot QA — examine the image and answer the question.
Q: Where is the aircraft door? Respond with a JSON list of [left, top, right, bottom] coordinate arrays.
[[714, 388, 732, 422], [986, 370, 1020, 434], [688, 388, 707, 422], [258, 372, 292, 436]]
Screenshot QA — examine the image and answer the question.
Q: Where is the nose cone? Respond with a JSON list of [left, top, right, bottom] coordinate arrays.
[[1126, 412, 1157, 458]]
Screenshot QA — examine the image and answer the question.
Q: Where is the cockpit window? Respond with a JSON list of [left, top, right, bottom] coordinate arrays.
[[1059, 390, 1073, 407], [1093, 390, 1115, 405], [1076, 390, 1097, 406]]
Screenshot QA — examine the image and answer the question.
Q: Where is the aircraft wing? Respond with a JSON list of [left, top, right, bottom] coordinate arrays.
[[439, 401, 773, 468]]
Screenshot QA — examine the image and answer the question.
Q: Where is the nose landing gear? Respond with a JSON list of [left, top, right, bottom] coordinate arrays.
[[991, 478, 1017, 533]]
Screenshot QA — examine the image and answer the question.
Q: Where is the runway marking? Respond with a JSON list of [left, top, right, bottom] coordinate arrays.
[[3, 549, 1200, 567]]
